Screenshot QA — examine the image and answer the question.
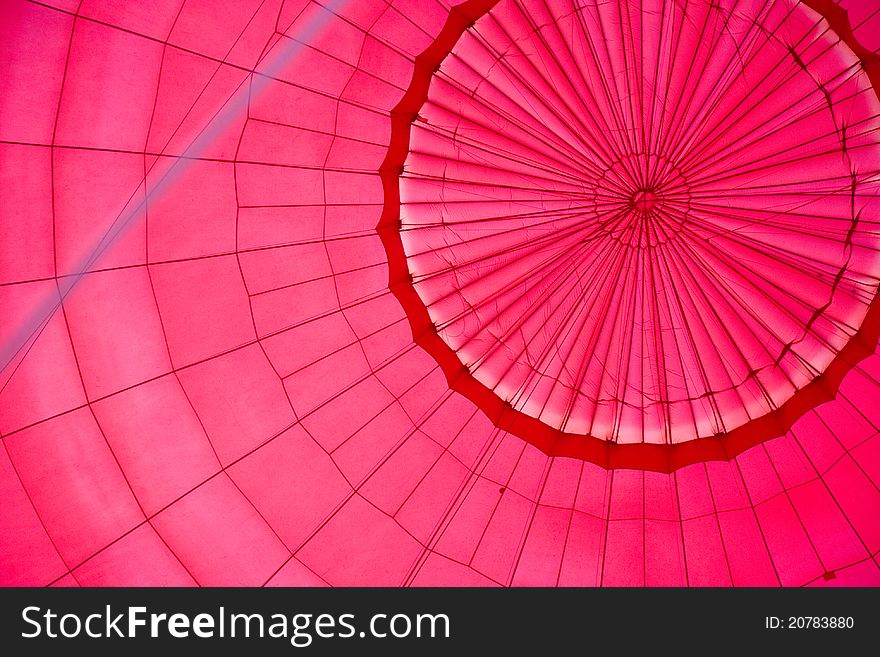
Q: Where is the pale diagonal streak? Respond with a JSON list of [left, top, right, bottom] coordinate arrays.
[[1, 0, 349, 376]]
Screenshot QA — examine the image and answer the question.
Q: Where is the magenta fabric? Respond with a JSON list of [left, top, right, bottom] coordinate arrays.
[[1, 0, 879, 587]]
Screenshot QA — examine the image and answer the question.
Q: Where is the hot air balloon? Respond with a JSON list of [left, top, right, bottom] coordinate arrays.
[[1, 0, 879, 587]]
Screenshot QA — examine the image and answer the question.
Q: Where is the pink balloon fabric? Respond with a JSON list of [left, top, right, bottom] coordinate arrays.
[[1, 0, 879, 587]]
